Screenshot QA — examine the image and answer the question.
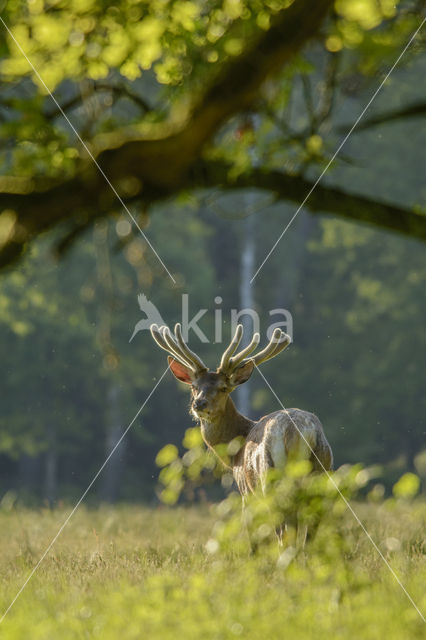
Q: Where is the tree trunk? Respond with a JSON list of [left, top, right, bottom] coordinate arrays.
[[43, 425, 57, 508], [236, 208, 256, 417], [405, 435, 418, 474], [100, 382, 125, 502], [93, 222, 125, 502]]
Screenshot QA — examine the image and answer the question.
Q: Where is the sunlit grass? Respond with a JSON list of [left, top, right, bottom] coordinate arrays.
[[0, 500, 424, 638]]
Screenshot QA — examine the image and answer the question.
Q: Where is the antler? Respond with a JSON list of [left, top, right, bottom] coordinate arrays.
[[150, 323, 208, 373], [218, 324, 291, 375]]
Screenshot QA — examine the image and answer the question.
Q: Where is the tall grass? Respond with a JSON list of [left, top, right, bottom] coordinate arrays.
[[0, 493, 424, 638]]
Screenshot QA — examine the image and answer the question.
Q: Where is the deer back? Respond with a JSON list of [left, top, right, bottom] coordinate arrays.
[[232, 408, 333, 495]]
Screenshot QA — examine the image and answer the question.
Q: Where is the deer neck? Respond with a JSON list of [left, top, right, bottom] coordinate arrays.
[[199, 396, 253, 448]]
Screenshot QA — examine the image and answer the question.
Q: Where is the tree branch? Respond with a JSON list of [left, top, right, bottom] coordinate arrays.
[[44, 82, 153, 120], [338, 101, 426, 133], [198, 163, 426, 243]]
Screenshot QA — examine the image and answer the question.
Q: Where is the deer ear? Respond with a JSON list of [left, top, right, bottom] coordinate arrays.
[[229, 360, 254, 387], [168, 356, 193, 384]]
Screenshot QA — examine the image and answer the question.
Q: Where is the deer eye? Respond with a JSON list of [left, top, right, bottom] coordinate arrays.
[[218, 386, 228, 393]]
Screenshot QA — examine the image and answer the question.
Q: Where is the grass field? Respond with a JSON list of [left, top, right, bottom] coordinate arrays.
[[0, 496, 424, 639]]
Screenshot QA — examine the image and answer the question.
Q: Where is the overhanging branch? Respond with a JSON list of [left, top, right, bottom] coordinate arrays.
[[338, 101, 426, 133], [195, 162, 426, 243]]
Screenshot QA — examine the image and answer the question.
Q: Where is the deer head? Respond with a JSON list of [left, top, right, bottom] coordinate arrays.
[[150, 323, 291, 421]]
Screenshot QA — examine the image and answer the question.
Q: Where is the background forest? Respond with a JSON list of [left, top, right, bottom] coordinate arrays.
[[0, 0, 425, 505]]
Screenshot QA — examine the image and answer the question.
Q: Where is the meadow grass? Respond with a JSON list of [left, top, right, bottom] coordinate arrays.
[[0, 499, 424, 639]]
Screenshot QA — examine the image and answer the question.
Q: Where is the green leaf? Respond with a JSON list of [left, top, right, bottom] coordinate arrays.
[[155, 444, 179, 467], [392, 473, 420, 499]]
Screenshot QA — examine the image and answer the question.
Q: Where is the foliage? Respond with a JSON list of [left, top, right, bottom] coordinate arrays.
[[155, 427, 422, 548]]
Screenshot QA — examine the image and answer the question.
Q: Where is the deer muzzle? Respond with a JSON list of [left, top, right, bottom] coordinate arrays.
[[193, 397, 208, 412]]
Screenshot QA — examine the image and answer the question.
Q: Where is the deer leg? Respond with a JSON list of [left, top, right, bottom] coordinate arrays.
[[305, 516, 321, 544], [240, 496, 259, 554], [281, 514, 297, 547], [275, 524, 284, 546]]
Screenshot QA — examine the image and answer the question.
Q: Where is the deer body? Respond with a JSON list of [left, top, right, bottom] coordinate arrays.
[[150, 323, 333, 532], [195, 394, 333, 496]]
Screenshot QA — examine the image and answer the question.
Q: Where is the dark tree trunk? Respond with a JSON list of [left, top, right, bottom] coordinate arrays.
[[100, 382, 125, 503], [405, 436, 419, 474], [43, 425, 57, 507]]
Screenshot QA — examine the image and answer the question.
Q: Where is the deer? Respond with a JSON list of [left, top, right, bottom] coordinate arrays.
[[150, 322, 333, 546]]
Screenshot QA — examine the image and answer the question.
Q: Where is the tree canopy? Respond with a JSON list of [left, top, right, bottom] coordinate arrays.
[[0, 0, 425, 271]]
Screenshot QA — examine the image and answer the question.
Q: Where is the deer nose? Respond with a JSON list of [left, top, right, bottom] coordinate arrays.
[[194, 397, 208, 411]]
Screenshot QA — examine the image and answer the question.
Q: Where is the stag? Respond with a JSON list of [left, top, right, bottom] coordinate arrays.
[[150, 323, 333, 542]]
